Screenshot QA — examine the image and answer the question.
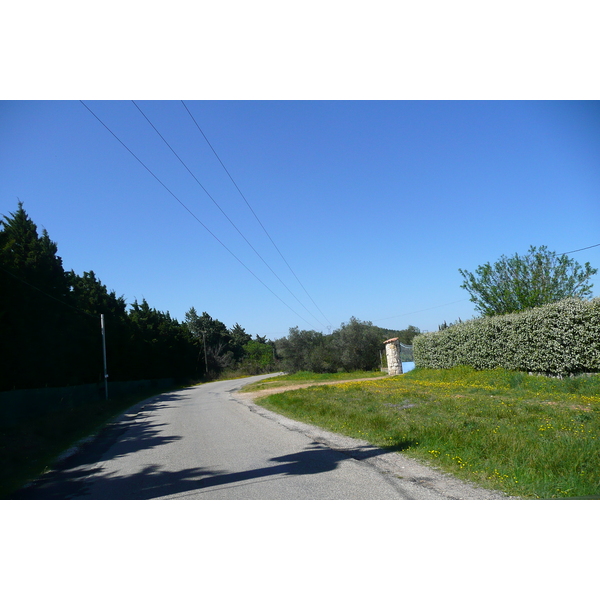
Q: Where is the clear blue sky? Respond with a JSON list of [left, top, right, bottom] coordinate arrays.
[[2, 100, 599, 339], [3, 1, 600, 579]]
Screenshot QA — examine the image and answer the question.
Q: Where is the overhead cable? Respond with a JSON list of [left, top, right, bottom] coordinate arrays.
[[373, 299, 470, 323], [180, 100, 333, 328], [131, 101, 325, 330], [80, 101, 318, 330], [560, 242, 600, 255], [374, 244, 600, 325]]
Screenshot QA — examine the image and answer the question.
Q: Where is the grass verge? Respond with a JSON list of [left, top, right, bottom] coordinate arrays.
[[254, 367, 600, 499], [0, 381, 184, 499]]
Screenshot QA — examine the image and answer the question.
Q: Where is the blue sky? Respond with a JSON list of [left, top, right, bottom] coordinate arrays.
[[3, 0, 600, 576], [2, 100, 599, 339]]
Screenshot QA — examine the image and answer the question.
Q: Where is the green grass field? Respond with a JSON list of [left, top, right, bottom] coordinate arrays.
[[251, 367, 600, 499]]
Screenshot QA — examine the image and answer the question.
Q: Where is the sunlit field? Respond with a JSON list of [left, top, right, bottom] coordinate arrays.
[[252, 367, 600, 499]]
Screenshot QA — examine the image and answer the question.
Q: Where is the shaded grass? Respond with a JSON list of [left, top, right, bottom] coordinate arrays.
[[255, 367, 600, 499], [0, 381, 183, 499]]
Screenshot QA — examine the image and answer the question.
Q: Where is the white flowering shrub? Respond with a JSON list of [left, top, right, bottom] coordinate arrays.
[[413, 297, 600, 376]]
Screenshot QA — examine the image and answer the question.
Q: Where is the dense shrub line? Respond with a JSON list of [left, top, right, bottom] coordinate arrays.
[[413, 297, 600, 376]]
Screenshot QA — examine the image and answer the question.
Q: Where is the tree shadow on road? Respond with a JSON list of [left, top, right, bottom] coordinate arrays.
[[10, 386, 415, 499], [12, 438, 413, 499], [180, 441, 413, 498]]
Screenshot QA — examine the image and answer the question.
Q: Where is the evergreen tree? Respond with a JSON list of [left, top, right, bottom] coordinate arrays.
[[0, 202, 200, 389], [185, 308, 232, 376], [228, 323, 252, 362], [66, 270, 129, 383], [126, 300, 198, 381], [0, 202, 74, 388]]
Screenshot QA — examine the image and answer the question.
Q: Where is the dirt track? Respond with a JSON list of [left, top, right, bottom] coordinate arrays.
[[238, 375, 392, 399]]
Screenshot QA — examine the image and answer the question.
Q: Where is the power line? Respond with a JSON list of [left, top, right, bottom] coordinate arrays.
[[373, 299, 470, 323], [374, 242, 600, 324], [373, 243, 600, 323], [80, 101, 317, 329], [180, 100, 333, 328], [560, 243, 600, 255], [131, 101, 325, 330]]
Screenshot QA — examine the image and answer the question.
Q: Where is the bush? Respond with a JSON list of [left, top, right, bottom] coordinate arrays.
[[414, 297, 600, 376]]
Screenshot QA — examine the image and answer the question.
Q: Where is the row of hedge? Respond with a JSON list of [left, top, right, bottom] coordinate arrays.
[[413, 297, 600, 376], [0, 378, 176, 428]]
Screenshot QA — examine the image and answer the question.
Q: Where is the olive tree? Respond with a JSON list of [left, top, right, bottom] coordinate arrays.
[[330, 317, 382, 371], [459, 245, 597, 317]]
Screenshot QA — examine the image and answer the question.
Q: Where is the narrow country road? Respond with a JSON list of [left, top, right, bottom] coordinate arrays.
[[13, 374, 510, 500]]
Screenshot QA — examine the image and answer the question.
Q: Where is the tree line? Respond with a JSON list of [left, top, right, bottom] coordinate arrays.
[[274, 318, 420, 373], [0, 202, 277, 392], [1, 202, 421, 391]]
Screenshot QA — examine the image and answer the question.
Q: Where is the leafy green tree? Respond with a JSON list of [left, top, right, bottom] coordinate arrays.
[[129, 299, 167, 378], [331, 317, 382, 371], [241, 339, 275, 374], [275, 319, 422, 374], [395, 325, 421, 344], [276, 327, 333, 373], [366, 324, 420, 345], [459, 245, 598, 317], [185, 307, 232, 375]]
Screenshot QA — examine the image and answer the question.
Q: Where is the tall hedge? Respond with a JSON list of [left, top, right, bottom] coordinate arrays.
[[413, 297, 600, 376]]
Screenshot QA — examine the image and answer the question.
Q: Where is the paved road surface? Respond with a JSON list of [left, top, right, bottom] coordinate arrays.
[[13, 374, 511, 500]]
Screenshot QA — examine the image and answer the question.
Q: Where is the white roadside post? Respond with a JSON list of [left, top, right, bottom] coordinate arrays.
[[101, 314, 108, 401]]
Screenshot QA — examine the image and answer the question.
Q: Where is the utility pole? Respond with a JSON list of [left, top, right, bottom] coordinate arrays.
[[101, 314, 108, 400], [202, 330, 208, 375]]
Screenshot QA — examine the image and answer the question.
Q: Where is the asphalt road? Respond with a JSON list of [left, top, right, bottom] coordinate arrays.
[[13, 374, 512, 500]]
